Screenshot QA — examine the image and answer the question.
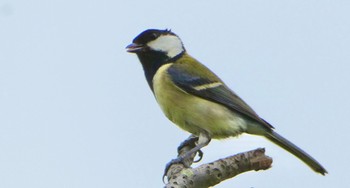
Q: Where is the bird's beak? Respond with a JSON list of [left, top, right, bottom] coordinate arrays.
[[126, 43, 144, 53]]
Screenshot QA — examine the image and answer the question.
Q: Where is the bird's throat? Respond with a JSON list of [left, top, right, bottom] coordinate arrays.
[[137, 51, 184, 91]]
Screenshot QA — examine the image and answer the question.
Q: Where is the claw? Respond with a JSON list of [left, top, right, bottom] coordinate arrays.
[[163, 133, 211, 182], [162, 156, 185, 183], [177, 136, 204, 163], [193, 149, 203, 163]]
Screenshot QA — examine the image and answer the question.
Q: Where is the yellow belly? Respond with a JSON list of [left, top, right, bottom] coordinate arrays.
[[152, 64, 248, 139]]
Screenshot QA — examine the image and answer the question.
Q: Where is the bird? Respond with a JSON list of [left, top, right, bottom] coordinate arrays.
[[126, 29, 327, 175]]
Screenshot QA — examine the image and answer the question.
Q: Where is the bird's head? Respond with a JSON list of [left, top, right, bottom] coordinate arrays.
[[126, 29, 185, 60]]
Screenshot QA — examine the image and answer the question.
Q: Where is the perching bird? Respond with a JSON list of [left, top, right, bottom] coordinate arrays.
[[126, 29, 327, 175]]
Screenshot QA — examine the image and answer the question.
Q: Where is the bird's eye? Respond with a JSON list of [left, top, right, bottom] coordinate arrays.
[[151, 33, 158, 40]]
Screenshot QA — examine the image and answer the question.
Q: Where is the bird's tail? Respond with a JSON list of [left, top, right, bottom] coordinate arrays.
[[265, 130, 327, 175]]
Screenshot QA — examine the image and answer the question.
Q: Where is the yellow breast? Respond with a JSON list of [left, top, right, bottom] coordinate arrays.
[[152, 64, 247, 139]]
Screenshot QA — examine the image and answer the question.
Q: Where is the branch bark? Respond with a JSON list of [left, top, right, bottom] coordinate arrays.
[[164, 148, 272, 188]]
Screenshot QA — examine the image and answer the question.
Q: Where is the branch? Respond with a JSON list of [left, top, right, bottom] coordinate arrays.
[[164, 148, 272, 188]]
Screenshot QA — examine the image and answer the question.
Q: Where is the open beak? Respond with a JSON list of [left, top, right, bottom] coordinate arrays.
[[126, 43, 144, 53]]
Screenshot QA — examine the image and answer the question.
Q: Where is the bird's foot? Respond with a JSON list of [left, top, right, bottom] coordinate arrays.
[[163, 136, 205, 182], [177, 136, 204, 163], [163, 156, 186, 182]]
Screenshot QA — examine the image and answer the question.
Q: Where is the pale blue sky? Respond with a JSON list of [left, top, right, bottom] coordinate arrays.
[[0, 0, 349, 187]]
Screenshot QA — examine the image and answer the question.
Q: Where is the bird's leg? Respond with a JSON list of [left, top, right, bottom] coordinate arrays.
[[163, 132, 211, 180], [177, 134, 203, 163], [177, 134, 210, 163]]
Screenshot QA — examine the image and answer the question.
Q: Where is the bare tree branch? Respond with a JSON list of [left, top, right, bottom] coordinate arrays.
[[164, 148, 272, 188]]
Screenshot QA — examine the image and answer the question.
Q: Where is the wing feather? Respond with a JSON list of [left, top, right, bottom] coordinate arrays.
[[167, 62, 274, 129]]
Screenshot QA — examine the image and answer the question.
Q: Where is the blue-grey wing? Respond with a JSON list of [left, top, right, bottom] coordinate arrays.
[[167, 63, 274, 129]]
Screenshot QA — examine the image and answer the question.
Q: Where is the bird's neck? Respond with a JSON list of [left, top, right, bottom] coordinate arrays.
[[137, 51, 185, 91]]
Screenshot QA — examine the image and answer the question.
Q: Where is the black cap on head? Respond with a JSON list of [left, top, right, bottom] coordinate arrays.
[[132, 29, 174, 45]]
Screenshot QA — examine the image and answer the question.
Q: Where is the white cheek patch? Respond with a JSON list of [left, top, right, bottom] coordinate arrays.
[[147, 35, 184, 58]]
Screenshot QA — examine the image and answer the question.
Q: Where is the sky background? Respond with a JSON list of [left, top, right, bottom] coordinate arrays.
[[0, 0, 349, 187]]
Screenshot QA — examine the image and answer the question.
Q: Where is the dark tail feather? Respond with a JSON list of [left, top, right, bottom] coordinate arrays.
[[265, 130, 327, 175]]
